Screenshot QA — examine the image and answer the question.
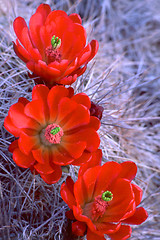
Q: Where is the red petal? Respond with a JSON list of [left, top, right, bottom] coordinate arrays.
[[69, 13, 82, 24], [8, 140, 18, 153], [36, 4, 51, 19], [108, 225, 132, 240], [51, 147, 74, 165], [77, 43, 92, 66], [119, 161, 137, 181], [32, 147, 45, 164], [122, 207, 148, 225], [73, 205, 97, 233], [62, 104, 90, 131], [71, 151, 92, 166], [87, 40, 99, 62], [34, 149, 54, 174], [79, 149, 102, 176], [8, 102, 40, 130], [74, 176, 87, 206], [87, 116, 101, 131], [29, 4, 51, 55], [47, 85, 70, 122], [102, 179, 134, 222], [66, 176, 74, 194], [13, 148, 35, 168], [132, 184, 143, 206], [66, 24, 86, 61], [4, 115, 20, 137], [58, 74, 77, 85], [87, 229, 105, 240], [40, 164, 62, 184], [62, 141, 86, 159], [32, 84, 49, 102], [56, 97, 78, 125], [63, 128, 100, 152], [60, 181, 76, 209], [13, 17, 41, 61], [24, 99, 49, 125], [72, 221, 86, 236], [13, 40, 31, 63], [93, 161, 122, 198], [18, 132, 39, 155], [78, 166, 101, 202], [96, 222, 121, 234], [71, 93, 91, 109]]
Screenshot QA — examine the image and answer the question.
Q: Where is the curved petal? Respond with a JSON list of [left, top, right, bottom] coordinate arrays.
[[61, 141, 86, 159], [71, 93, 91, 109], [89, 161, 121, 198], [56, 97, 78, 125], [34, 149, 54, 174], [122, 207, 148, 225], [18, 132, 39, 155], [119, 161, 137, 181], [102, 179, 134, 222], [132, 184, 143, 206], [77, 165, 101, 203], [29, 4, 51, 55], [62, 104, 90, 131], [24, 99, 49, 125], [40, 163, 62, 184], [87, 116, 101, 131], [71, 151, 92, 166], [60, 181, 76, 209], [72, 221, 86, 236], [47, 85, 70, 122], [8, 140, 18, 153], [77, 43, 92, 66], [51, 147, 74, 165], [32, 147, 45, 164], [96, 222, 121, 235], [87, 39, 99, 62], [79, 149, 102, 176], [73, 206, 97, 234], [63, 128, 100, 152], [4, 115, 20, 137], [32, 84, 49, 102], [13, 40, 31, 63], [13, 17, 42, 61], [58, 74, 77, 85], [69, 13, 82, 24], [108, 225, 132, 240], [13, 148, 35, 168], [8, 102, 40, 130]]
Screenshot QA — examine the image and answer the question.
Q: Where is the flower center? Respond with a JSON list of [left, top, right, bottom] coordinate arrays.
[[45, 35, 62, 64], [42, 123, 63, 145], [91, 191, 113, 221]]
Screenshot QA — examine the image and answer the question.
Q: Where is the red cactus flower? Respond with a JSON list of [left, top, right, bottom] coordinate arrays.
[[13, 4, 99, 88], [61, 161, 148, 240], [4, 85, 100, 184]]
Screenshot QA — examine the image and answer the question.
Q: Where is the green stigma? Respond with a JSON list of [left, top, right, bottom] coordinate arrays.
[[101, 191, 113, 202], [50, 127, 61, 135], [51, 35, 61, 49]]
